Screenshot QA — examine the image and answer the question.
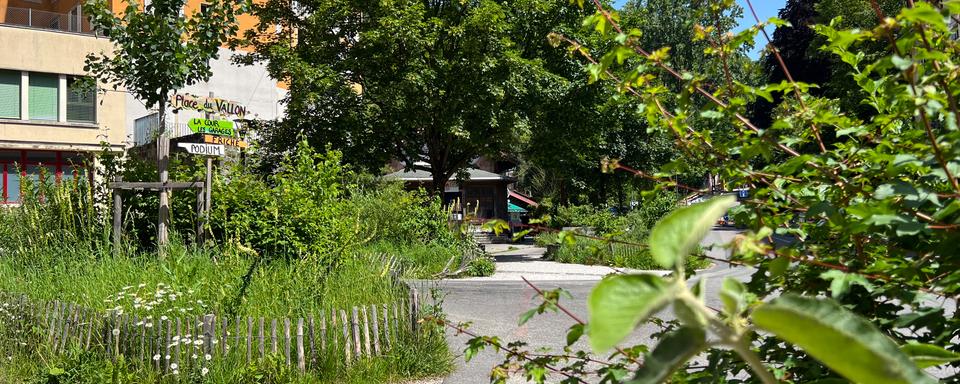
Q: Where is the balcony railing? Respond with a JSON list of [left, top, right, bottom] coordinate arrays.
[[1, 6, 94, 34], [133, 114, 194, 146]]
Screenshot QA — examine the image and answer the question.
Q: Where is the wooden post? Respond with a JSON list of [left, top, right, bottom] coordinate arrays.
[[308, 316, 316, 368], [318, 312, 326, 354], [157, 94, 170, 250], [175, 318, 182, 371], [392, 302, 400, 338], [165, 317, 173, 372], [271, 318, 278, 355], [204, 314, 214, 356], [258, 317, 265, 358], [340, 309, 350, 361], [155, 317, 163, 370], [284, 318, 291, 365], [371, 305, 381, 355], [196, 188, 204, 242], [361, 306, 371, 356], [382, 304, 390, 349], [351, 307, 361, 357], [246, 317, 253, 363], [47, 301, 60, 346], [296, 318, 305, 372], [410, 288, 420, 333], [112, 175, 122, 253]]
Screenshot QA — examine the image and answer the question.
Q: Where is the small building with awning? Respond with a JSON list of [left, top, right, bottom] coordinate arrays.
[[384, 167, 514, 221]]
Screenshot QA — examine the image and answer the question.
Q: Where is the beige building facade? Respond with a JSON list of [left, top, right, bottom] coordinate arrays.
[[0, 0, 126, 204]]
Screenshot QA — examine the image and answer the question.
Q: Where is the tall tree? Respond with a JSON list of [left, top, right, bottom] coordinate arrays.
[[84, 0, 243, 247], [244, 0, 552, 194]]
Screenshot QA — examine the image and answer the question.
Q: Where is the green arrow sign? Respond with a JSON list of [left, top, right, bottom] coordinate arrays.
[[188, 118, 235, 136]]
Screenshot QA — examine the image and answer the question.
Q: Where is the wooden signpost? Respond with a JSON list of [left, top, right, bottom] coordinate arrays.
[[141, 91, 247, 250], [177, 143, 225, 156]]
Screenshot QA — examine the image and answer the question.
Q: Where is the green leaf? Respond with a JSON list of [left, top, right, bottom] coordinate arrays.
[[566, 324, 585, 346], [720, 277, 748, 317], [900, 3, 947, 31], [626, 327, 706, 384], [752, 294, 935, 384], [768, 255, 790, 278], [519, 308, 538, 325], [819, 270, 875, 299], [891, 55, 913, 71], [900, 342, 960, 368], [588, 274, 671, 353], [649, 196, 736, 270], [674, 298, 706, 327]]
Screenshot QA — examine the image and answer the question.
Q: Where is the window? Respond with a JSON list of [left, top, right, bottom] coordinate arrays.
[[28, 73, 58, 121], [67, 76, 96, 123], [0, 150, 89, 204], [68, 6, 81, 32], [0, 70, 19, 119]]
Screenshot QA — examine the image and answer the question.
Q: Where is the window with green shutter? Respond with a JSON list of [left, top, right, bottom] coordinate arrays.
[[0, 70, 20, 119], [67, 76, 96, 123], [28, 73, 58, 121]]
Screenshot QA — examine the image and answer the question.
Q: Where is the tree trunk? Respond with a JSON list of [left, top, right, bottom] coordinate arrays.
[[430, 170, 450, 197], [157, 93, 170, 252]]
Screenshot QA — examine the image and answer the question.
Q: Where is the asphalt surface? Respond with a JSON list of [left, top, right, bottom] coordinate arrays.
[[419, 228, 751, 384]]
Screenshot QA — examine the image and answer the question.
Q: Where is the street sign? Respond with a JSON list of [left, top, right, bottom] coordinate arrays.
[[204, 134, 248, 148], [171, 93, 247, 118], [188, 118, 235, 136], [177, 142, 225, 156]]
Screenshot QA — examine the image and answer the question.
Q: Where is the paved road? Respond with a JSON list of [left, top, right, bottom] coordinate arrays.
[[422, 229, 750, 384]]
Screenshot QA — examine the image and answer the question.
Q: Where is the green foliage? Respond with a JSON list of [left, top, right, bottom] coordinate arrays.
[[465, 257, 496, 277], [83, 0, 244, 109], [648, 196, 734, 270], [479, 1, 960, 383], [243, 0, 551, 192], [752, 294, 934, 384], [587, 274, 671, 353]]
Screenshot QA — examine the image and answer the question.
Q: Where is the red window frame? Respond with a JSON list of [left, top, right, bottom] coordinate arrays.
[[0, 150, 90, 204]]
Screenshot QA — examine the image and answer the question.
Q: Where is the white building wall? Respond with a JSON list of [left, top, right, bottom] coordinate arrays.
[[124, 47, 286, 146]]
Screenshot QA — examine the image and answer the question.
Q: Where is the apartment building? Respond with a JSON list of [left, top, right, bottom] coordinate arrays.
[[0, 0, 126, 204], [0, 0, 285, 204]]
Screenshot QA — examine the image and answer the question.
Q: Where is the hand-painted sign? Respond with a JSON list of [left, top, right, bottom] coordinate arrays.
[[204, 134, 248, 149], [177, 142, 224, 156], [171, 93, 247, 118], [188, 118, 235, 136]]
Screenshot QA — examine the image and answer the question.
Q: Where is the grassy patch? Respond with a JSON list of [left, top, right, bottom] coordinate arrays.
[[537, 233, 710, 270]]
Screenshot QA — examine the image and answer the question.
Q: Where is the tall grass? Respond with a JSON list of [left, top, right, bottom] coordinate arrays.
[[0, 169, 454, 382]]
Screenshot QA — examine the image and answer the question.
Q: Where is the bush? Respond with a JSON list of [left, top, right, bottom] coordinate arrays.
[[464, 256, 496, 277], [548, 204, 624, 235]]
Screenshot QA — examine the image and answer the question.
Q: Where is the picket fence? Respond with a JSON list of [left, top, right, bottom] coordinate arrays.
[[0, 288, 425, 373]]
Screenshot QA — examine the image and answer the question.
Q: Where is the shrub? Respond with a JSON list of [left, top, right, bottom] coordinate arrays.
[[464, 256, 496, 277]]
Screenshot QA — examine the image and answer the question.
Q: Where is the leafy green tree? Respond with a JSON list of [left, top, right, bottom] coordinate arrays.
[[83, 0, 243, 247], [454, 1, 960, 382], [243, 0, 556, 194], [518, 0, 755, 207]]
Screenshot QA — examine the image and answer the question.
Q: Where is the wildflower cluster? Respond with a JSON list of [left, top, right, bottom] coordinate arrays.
[[103, 283, 207, 319]]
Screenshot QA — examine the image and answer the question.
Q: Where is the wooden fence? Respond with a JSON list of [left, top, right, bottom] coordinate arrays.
[[0, 288, 425, 373]]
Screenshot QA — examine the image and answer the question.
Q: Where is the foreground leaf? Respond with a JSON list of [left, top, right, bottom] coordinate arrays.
[[752, 294, 934, 384], [627, 327, 706, 384], [649, 196, 736, 270], [901, 342, 960, 368], [588, 274, 671, 353]]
